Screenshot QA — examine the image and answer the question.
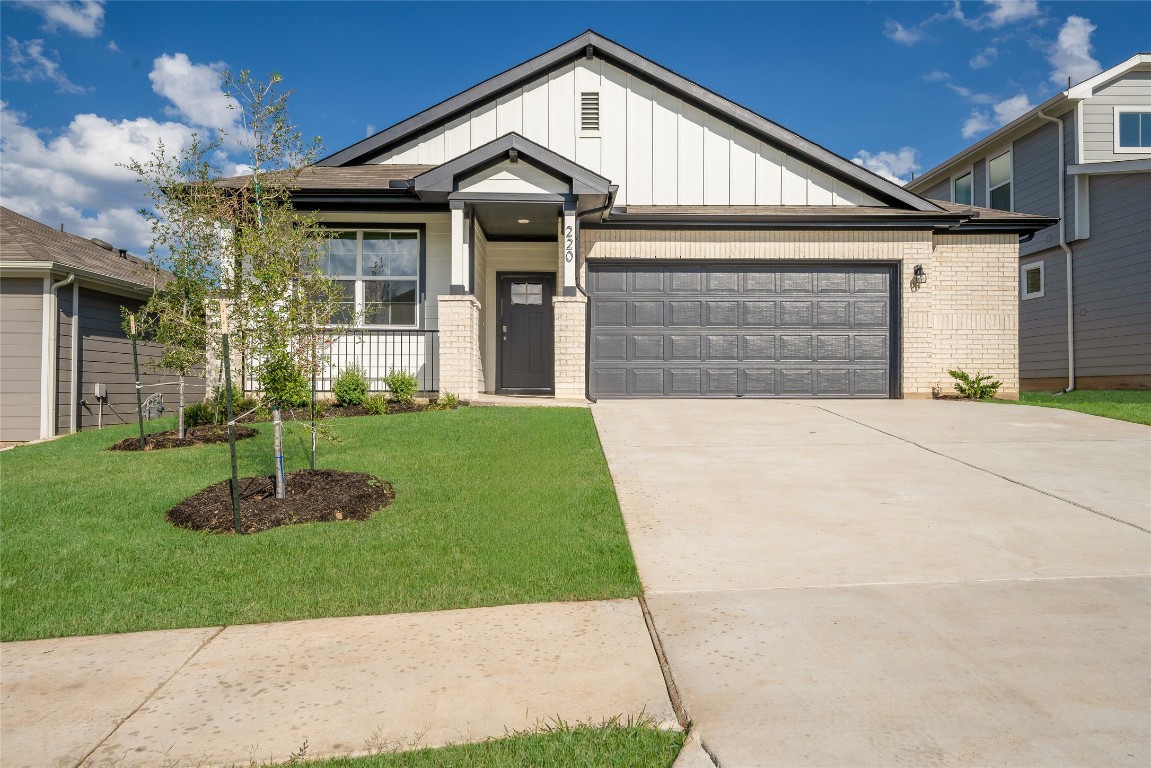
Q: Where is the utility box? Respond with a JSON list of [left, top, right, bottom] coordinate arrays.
[[93, 383, 107, 399]]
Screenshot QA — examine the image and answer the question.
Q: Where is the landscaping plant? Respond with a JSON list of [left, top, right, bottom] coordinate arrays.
[[333, 366, 370, 407], [948, 369, 1002, 400], [363, 393, 389, 415], [382, 369, 419, 405]]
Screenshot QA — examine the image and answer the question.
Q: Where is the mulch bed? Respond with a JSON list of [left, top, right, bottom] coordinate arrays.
[[305, 401, 461, 419], [167, 469, 394, 534], [110, 425, 258, 451]]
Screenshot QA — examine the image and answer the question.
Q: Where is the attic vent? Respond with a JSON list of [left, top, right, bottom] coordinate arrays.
[[91, 238, 114, 250], [580, 92, 600, 132]]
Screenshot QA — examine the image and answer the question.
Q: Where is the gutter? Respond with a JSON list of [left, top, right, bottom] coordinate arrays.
[[575, 187, 617, 404], [1036, 108, 1075, 393], [45, 273, 76, 438]]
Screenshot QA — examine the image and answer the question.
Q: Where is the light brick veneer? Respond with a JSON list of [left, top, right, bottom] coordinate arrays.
[[437, 294, 481, 399], [581, 229, 1020, 399], [553, 295, 588, 399]]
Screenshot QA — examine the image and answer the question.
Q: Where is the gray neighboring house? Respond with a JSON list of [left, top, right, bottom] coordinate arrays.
[[908, 53, 1151, 392], [0, 207, 204, 444]]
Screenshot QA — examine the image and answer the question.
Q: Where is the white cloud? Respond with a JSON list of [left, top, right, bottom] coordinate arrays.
[[883, 20, 924, 45], [148, 53, 237, 131], [962, 111, 995, 139], [0, 101, 198, 254], [981, 0, 1040, 28], [947, 83, 996, 104], [852, 147, 921, 185], [365, 124, 376, 137], [4, 37, 86, 94], [923, 69, 951, 82], [993, 93, 1033, 124], [107, 40, 119, 53], [970, 47, 998, 69], [1048, 15, 1101, 87], [13, 1, 105, 38]]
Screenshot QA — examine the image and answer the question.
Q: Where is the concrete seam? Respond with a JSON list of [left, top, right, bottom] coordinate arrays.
[[637, 594, 690, 730], [815, 406, 1151, 535], [646, 572, 1151, 596], [699, 736, 724, 768], [71, 626, 226, 768]]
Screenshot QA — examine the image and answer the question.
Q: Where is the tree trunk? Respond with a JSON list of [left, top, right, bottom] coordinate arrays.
[[178, 374, 186, 439], [273, 407, 286, 499]]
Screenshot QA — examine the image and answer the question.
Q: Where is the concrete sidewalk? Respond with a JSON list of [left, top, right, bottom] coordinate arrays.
[[1, 599, 678, 768]]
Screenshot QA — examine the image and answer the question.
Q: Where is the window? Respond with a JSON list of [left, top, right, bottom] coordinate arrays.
[[1021, 260, 1044, 300], [953, 171, 973, 206], [988, 151, 1012, 211], [321, 230, 419, 326], [1115, 108, 1151, 152], [580, 92, 600, 133]]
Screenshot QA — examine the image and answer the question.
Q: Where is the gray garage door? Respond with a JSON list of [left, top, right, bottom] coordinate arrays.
[[587, 263, 894, 398]]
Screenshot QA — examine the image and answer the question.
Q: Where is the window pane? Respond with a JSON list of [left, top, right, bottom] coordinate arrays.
[[1142, 114, 1151, 147], [390, 303, 416, 325], [511, 282, 542, 305], [988, 152, 1011, 189], [990, 183, 1011, 211], [363, 232, 418, 276], [363, 280, 417, 325], [324, 233, 357, 276], [1025, 267, 1042, 295], [953, 173, 972, 205]]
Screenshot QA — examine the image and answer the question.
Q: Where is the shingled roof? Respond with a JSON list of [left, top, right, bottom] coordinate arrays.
[[1, 207, 163, 292], [216, 164, 435, 191]]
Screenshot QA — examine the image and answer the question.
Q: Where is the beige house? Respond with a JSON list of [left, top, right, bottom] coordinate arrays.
[[251, 31, 1054, 401]]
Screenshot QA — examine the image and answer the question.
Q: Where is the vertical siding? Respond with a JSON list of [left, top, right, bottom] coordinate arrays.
[[0, 278, 43, 442], [1081, 71, 1151, 163], [369, 59, 883, 208], [472, 222, 489, 390]]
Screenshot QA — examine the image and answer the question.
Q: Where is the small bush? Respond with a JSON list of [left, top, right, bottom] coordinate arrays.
[[184, 385, 262, 427], [382, 369, 419, 405], [332, 366, 369, 406], [948, 369, 1002, 400], [184, 401, 214, 427], [363, 393, 389, 415], [428, 391, 461, 411]]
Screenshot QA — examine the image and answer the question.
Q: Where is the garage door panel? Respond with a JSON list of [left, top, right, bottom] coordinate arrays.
[[588, 264, 893, 398]]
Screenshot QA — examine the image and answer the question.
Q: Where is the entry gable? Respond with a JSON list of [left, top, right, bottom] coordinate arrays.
[[319, 31, 938, 212]]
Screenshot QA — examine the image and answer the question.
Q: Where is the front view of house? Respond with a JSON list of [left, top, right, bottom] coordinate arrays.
[[280, 31, 1053, 400]]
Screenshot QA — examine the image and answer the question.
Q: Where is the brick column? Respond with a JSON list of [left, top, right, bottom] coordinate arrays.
[[437, 294, 481, 400], [553, 295, 587, 400]]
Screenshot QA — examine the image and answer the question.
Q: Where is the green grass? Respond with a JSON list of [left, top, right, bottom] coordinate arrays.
[[284, 722, 684, 768], [993, 390, 1151, 425], [0, 408, 641, 641]]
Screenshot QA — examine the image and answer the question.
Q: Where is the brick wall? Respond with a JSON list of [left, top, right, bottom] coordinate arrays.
[[553, 295, 587, 399], [436, 294, 481, 399], [581, 228, 1020, 399]]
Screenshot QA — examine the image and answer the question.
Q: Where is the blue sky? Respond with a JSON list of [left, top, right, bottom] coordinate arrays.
[[2, 0, 1148, 255]]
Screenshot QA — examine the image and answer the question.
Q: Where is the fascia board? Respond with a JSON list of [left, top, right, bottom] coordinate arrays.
[[1067, 158, 1151, 175], [1066, 53, 1151, 98], [1, 260, 158, 297]]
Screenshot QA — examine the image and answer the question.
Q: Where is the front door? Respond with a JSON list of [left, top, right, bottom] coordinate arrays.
[[498, 273, 554, 393]]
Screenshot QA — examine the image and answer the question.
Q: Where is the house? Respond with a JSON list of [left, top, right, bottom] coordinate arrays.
[[907, 53, 1151, 392], [0, 207, 204, 443], [234, 30, 1053, 401]]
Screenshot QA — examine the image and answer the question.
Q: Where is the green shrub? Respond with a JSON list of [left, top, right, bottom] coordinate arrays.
[[948, 369, 1002, 400], [184, 401, 214, 427], [428, 391, 461, 411], [258, 352, 309, 409], [382, 369, 418, 405], [185, 385, 262, 427], [363, 393, 389, 415], [332, 366, 369, 406]]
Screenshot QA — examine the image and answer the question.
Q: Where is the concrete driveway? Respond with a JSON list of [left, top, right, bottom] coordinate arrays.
[[593, 399, 1151, 767]]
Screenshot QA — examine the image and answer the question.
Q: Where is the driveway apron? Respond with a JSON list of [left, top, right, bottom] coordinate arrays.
[[593, 399, 1151, 767]]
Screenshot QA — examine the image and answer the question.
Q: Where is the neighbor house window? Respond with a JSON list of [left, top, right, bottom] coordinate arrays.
[[988, 151, 1012, 211], [953, 171, 973, 206], [321, 230, 419, 326], [1115, 108, 1151, 152], [1021, 260, 1044, 300]]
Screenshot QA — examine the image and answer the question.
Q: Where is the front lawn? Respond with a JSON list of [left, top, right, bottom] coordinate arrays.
[[0, 408, 641, 641], [996, 390, 1151, 425]]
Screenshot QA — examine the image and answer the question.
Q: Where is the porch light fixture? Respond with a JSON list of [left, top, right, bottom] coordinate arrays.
[[912, 264, 927, 287], [518, 219, 530, 224]]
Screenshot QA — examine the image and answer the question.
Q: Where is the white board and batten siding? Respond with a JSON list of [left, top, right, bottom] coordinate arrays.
[[371, 58, 882, 208]]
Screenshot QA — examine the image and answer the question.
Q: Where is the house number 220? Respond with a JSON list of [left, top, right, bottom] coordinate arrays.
[[564, 225, 574, 263]]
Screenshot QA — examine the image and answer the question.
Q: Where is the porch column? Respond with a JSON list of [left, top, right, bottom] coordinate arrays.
[[450, 203, 470, 294], [552, 294, 587, 400], [560, 199, 577, 296], [436, 294, 481, 400]]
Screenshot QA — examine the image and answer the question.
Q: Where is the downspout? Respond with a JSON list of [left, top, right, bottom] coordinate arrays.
[[70, 280, 80, 433], [575, 188, 618, 403], [47, 273, 76, 437], [1036, 109, 1075, 393]]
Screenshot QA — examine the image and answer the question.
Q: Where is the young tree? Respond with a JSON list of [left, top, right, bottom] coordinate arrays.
[[130, 71, 343, 497]]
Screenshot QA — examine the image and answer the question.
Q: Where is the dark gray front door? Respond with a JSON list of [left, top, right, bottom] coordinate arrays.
[[588, 263, 895, 398], [498, 273, 554, 392]]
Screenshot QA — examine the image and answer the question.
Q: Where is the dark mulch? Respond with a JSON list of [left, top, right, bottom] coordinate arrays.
[[167, 469, 395, 534], [307, 401, 463, 418], [110, 425, 258, 451]]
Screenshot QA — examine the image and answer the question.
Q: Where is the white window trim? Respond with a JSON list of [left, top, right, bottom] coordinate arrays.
[[951, 166, 974, 206], [326, 229, 421, 329], [986, 147, 1013, 211], [1021, 259, 1045, 300], [1113, 106, 1151, 154]]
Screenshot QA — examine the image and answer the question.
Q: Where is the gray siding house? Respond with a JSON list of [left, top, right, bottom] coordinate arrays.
[[908, 53, 1151, 391], [0, 207, 204, 443]]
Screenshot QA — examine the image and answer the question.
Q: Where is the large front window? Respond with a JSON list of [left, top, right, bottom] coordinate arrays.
[[322, 231, 419, 326]]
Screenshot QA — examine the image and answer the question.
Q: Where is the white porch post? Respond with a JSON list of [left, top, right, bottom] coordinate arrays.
[[450, 202, 470, 294], [553, 198, 587, 399], [440, 201, 479, 398], [561, 201, 577, 296]]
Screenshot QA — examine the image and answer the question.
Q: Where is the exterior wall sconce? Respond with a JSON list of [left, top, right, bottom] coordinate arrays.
[[912, 264, 928, 288]]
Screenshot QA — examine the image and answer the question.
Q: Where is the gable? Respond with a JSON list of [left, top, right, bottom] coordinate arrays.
[[319, 31, 936, 212], [458, 158, 572, 196]]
